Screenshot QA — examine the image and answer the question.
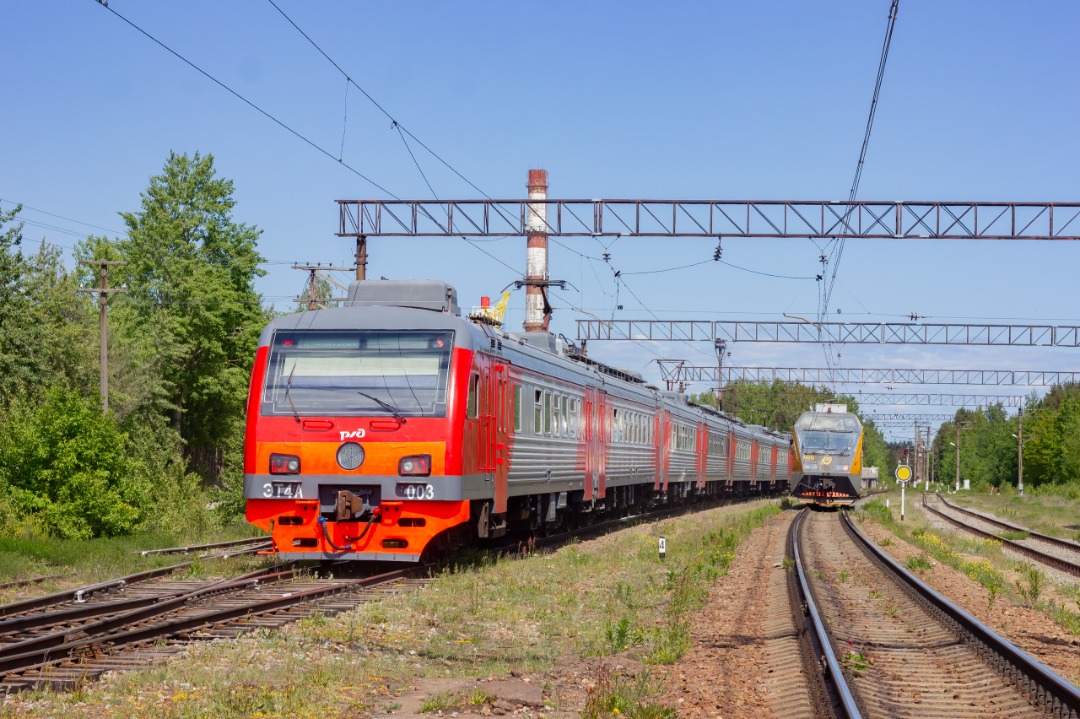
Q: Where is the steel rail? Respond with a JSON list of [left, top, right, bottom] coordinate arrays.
[[0, 565, 294, 663], [934, 493, 1080, 554], [921, 495, 1080, 579], [0, 567, 416, 681], [792, 510, 863, 719], [842, 510, 1080, 715], [0, 576, 64, 593], [0, 562, 193, 619], [136, 536, 271, 557]]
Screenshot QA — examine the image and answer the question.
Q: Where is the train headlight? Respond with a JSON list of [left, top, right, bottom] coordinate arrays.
[[398, 454, 432, 477], [270, 453, 301, 475], [336, 442, 365, 471]]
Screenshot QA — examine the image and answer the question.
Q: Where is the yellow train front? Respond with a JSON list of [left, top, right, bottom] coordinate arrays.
[[790, 406, 863, 507]]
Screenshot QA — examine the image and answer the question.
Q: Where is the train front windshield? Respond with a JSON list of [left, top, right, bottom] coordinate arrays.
[[795, 413, 861, 454], [262, 330, 454, 418]]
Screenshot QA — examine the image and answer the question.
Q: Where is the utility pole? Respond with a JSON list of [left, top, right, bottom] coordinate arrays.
[[953, 420, 971, 492], [77, 260, 127, 414], [925, 426, 931, 491], [714, 340, 727, 411], [292, 263, 354, 309], [914, 420, 920, 485], [1017, 407, 1024, 496], [355, 236, 367, 280]]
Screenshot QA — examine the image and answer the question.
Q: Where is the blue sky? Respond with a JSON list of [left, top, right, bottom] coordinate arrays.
[[4, 1, 1078, 441]]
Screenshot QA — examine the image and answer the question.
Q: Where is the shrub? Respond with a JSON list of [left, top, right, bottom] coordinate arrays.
[[0, 388, 145, 538]]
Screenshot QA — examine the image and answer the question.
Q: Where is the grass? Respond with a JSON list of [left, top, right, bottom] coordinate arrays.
[[0, 521, 268, 593], [839, 650, 872, 676], [0, 499, 784, 719], [954, 492, 1080, 540], [861, 498, 1080, 623], [998, 529, 1030, 541], [904, 555, 933, 571], [581, 664, 676, 719], [418, 688, 492, 713]]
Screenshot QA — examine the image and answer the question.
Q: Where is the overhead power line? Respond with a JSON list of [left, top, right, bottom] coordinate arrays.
[[0, 197, 125, 235], [824, 0, 901, 314], [92, 0, 397, 198], [820, 0, 901, 372], [264, 0, 493, 202]]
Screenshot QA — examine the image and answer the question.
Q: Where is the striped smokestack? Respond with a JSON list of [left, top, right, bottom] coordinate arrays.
[[524, 169, 550, 332]]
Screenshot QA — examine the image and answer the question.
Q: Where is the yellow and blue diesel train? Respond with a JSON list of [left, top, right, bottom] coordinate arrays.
[[790, 404, 863, 507]]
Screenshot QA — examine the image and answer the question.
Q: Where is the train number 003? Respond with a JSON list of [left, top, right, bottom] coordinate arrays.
[[395, 483, 434, 500]]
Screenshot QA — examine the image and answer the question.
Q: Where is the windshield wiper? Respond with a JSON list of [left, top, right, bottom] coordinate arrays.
[[356, 390, 407, 424], [284, 366, 301, 424]]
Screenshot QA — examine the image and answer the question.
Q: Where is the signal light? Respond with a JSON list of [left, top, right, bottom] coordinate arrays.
[[270, 453, 301, 474], [399, 455, 432, 477]]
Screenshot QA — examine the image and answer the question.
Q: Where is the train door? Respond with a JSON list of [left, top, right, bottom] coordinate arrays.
[[582, 388, 608, 502], [476, 355, 510, 513], [726, 432, 736, 487], [695, 422, 707, 490], [749, 440, 759, 489], [654, 411, 670, 491], [770, 445, 778, 488], [596, 392, 608, 500]]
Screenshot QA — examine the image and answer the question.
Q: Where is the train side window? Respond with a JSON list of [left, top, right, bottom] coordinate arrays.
[[467, 373, 480, 418], [560, 397, 569, 436], [534, 389, 543, 435], [568, 398, 579, 438], [513, 383, 522, 432], [552, 395, 561, 437]]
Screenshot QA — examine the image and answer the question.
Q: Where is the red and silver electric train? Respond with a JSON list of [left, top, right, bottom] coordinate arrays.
[[244, 280, 792, 561]]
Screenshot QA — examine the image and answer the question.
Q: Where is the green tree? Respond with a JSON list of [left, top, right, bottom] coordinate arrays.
[[1021, 384, 1080, 491], [115, 151, 268, 482], [0, 203, 42, 404]]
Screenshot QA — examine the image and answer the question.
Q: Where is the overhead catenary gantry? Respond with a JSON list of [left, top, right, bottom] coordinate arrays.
[[836, 393, 1023, 407], [338, 199, 1080, 240], [577, 319, 1080, 347], [337, 191, 1076, 414], [657, 363, 1079, 387]]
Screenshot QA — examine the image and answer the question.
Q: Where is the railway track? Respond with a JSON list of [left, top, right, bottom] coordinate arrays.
[[922, 494, 1080, 579], [0, 563, 426, 692], [794, 508, 1080, 718], [0, 495, 780, 694], [136, 536, 273, 558]]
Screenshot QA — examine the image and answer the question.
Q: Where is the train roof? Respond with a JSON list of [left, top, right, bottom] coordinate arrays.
[[260, 281, 790, 441]]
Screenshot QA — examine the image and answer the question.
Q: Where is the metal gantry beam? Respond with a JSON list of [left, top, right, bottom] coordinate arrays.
[[847, 393, 1023, 407], [578, 320, 1080, 347], [337, 199, 1080, 240], [656, 363, 1078, 386], [864, 413, 956, 422]]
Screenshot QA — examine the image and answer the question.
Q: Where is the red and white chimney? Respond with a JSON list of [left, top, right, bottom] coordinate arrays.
[[524, 169, 549, 332]]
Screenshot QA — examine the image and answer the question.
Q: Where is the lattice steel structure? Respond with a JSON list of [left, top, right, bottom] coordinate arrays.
[[657, 363, 1079, 387], [864, 413, 956, 422], [578, 320, 1080, 347], [338, 199, 1080, 240], [843, 393, 1023, 407]]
